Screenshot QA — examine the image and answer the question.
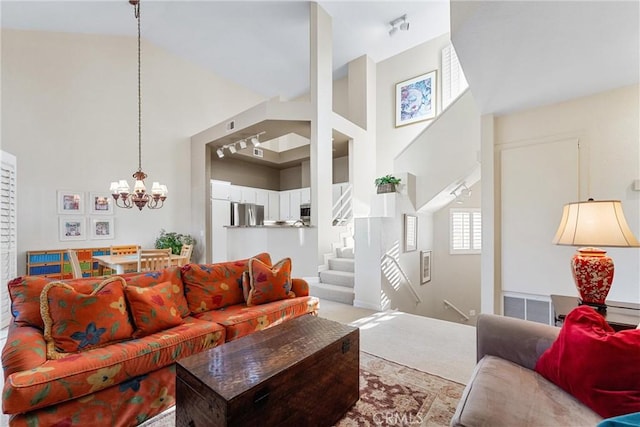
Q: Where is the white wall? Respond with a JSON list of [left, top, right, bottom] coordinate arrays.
[[375, 33, 451, 176], [494, 84, 640, 303], [1, 29, 264, 275]]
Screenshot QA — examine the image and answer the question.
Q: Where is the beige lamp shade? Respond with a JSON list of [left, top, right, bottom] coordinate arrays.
[[553, 199, 639, 247]]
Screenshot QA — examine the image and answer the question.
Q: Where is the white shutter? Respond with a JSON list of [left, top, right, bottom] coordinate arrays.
[[450, 208, 481, 254], [1, 151, 17, 328], [442, 43, 469, 109]]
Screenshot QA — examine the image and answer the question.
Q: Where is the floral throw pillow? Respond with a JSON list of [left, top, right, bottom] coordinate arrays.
[[40, 276, 134, 359], [246, 257, 295, 306], [124, 281, 184, 337]]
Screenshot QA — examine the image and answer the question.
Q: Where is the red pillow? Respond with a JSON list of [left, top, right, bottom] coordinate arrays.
[[535, 306, 640, 418], [246, 257, 295, 306], [124, 281, 184, 337]]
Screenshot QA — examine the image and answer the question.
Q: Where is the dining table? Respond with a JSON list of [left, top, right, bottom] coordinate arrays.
[[92, 253, 188, 275]]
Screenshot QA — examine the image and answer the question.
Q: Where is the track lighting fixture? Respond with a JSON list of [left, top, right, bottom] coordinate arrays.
[[388, 14, 410, 37], [450, 183, 471, 204], [215, 131, 266, 158]]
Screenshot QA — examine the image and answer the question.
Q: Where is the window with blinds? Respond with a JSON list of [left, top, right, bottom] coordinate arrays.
[[450, 208, 481, 254], [1, 151, 17, 329], [442, 43, 469, 110]]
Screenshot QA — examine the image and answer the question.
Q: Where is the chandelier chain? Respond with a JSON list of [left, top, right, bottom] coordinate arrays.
[[136, 1, 142, 173]]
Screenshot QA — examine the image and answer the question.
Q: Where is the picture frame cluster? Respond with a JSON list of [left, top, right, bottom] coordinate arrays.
[[57, 190, 114, 241]]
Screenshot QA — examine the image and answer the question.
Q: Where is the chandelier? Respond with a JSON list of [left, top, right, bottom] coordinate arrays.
[[110, 0, 167, 210]]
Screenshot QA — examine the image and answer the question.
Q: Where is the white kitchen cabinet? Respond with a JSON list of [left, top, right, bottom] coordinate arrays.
[[229, 186, 242, 202], [256, 189, 268, 209], [211, 180, 231, 200], [289, 190, 301, 219], [279, 190, 291, 220], [300, 187, 311, 204], [268, 191, 280, 220], [241, 187, 256, 204]]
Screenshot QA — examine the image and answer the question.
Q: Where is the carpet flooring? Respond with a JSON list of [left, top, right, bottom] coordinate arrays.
[[143, 352, 465, 427]]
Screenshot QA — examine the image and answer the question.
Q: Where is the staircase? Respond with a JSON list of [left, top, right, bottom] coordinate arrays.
[[310, 246, 355, 304], [309, 209, 356, 305]]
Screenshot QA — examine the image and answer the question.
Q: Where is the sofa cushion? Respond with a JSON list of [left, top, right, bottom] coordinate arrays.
[[3, 316, 225, 414], [246, 257, 295, 306], [7, 364, 178, 427], [451, 355, 603, 427], [124, 281, 184, 338], [194, 296, 319, 342], [122, 267, 190, 317], [8, 276, 107, 329], [535, 306, 640, 418], [181, 253, 271, 313], [40, 276, 135, 359]]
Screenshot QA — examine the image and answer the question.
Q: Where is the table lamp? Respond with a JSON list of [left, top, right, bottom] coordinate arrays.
[[553, 199, 639, 309]]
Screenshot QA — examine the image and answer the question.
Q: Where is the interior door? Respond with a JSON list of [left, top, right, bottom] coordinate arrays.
[[501, 137, 580, 297]]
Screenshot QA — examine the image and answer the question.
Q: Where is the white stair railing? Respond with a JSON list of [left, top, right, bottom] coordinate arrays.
[[332, 185, 352, 226], [380, 254, 422, 303], [443, 299, 470, 321]]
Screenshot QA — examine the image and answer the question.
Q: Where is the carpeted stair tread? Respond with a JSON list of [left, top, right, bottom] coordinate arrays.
[[328, 257, 354, 272], [319, 270, 354, 288], [310, 282, 355, 305]]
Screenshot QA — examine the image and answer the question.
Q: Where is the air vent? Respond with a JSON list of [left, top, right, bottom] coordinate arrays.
[[226, 120, 235, 132], [503, 292, 552, 325], [253, 148, 264, 158]]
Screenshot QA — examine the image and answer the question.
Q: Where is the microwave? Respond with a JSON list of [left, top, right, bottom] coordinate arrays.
[[300, 203, 311, 223]]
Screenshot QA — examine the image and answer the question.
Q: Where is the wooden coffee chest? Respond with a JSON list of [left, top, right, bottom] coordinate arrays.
[[176, 315, 359, 427]]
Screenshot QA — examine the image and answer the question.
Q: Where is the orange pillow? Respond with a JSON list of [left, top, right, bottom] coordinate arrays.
[[9, 276, 107, 329], [182, 252, 272, 313], [246, 258, 295, 306], [40, 276, 134, 359], [124, 281, 184, 337], [122, 267, 190, 318]]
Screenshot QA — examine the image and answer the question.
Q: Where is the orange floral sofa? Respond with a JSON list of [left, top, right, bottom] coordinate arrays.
[[2, 253, 318, 426]]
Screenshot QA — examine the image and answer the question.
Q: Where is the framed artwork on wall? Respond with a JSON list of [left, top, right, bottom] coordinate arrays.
[[57, 190, 84, 215], [90, 218, 114, 240], [395, 70, 437, 127], [404, 214, 417, 252], [89, 192, 113, 215], [421, 250, 432, 284], [59, 217, 86, 241]]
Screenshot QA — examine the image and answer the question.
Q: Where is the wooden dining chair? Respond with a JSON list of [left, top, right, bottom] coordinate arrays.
[[179, 244, 194, 266], [110, 245, 140, 256], [138, 248, 171, 272], [67, 249, 83, 279]]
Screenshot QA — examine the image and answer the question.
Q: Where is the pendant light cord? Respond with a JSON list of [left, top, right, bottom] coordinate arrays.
[[134, 1, 142, 173]]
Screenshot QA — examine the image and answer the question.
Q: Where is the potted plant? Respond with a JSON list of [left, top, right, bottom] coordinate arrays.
[[155, 229, 195, 255], [375, 175, 401, 194]]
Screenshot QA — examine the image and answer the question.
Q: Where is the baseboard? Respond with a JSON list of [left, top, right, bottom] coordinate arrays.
[[353, 299, 382, 311]]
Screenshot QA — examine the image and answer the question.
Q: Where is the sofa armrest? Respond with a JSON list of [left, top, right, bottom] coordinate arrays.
[[2, 322, 47, 377], [476, 314, 559, 370], [292, 278, 309, 297]]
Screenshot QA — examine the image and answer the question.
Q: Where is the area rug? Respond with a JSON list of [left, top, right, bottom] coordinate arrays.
[[142, 352, 465, 427]]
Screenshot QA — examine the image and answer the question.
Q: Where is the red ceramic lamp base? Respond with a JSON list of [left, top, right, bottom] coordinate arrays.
[[570, 247, 614, 310]]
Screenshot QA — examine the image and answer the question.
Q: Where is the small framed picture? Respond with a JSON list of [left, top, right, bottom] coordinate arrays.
[[404, 214, 417, 252], [57, 190, 84, 215], [395, 70, 437, 127], [90, 218, 114, 240], [421, 250, 432, 284], [89, 192, 113, 215], [59, 217, 86, 241]]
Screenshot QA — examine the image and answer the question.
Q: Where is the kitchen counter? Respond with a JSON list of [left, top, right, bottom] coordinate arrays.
[[225, 226, 318, 277], [224, 225, 314, 229]]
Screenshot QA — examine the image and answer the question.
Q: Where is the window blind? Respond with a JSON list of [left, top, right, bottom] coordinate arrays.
[[0, 151, 17, 328], [442, 43, 469, 109], [450, 208, 481, 254]]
